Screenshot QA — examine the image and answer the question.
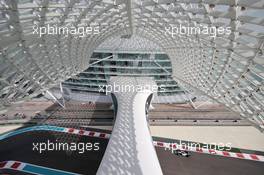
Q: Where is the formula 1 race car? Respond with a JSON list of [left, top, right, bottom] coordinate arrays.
[[173, 149, 191, 157]]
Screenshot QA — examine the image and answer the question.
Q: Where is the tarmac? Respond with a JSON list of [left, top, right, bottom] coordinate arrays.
[[0, 129, 263, 175]]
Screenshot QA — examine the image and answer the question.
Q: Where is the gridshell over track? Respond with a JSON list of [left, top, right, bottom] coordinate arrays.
[[0, 0, 263, 130]]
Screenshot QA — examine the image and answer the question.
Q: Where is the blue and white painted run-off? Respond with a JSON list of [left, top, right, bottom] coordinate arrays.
[[0, 125, 110, 141], [0, 160, 80, 175], [0, 125, 65, 141]]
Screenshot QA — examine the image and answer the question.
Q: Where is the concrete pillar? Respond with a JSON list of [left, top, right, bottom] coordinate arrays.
[[97, 77, 163, 175]]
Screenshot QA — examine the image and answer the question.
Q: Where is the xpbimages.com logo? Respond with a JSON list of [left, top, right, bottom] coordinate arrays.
[[165, 141, 232, 153], [98, 83, 166, 95], [165, 24, 231, 38], [32, 24, 100, 37], [32, 140, 100, 154]]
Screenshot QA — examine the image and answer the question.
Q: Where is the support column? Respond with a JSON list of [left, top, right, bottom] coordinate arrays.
[[97, 77, 163, 175]]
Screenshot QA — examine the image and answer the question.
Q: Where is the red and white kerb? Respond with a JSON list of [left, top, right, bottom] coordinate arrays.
[[64, 128, 110, 139], [153, 141, 264, 162], [0, 161, 26, 171]]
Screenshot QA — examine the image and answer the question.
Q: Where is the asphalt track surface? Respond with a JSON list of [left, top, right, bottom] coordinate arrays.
[[0, 129, 109, 175], [156, 147, 264, 175], [0, 129, 263, 175]]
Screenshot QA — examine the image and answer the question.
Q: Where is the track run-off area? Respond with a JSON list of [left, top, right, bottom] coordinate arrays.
[[0, 125, 263, 162]]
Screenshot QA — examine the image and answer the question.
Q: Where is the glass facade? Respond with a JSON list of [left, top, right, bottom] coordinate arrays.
[[63, 52, 183, 96]]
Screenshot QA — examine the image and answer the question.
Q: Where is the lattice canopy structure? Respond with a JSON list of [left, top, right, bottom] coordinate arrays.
[[0, 0, 263, 130]]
